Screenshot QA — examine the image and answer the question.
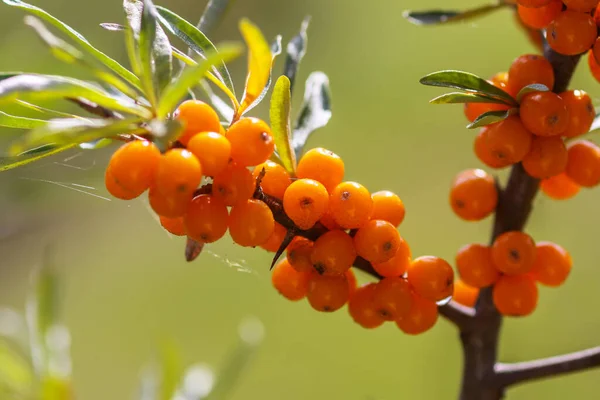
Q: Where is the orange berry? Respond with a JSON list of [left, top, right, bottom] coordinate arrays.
[[174, 100, 221, 146], [593, 38, 600, 66], [518, 1, 563, 29], [283, 179, 329, 230], [563, 0, 599, 11], [474, 128, 511, 169], [464, 101, 511, 123], [271, 258, 311, 301], [296, 147, 345, 192], [493, 274, 538, 316], [484, 116, 533, 164], [226, 117, 274, 167], [530, 241, 572, 286], [372, 276, 413, 320], [212, 162, 255, 206], [520, 92, 569, 137], [310, 230, 357, 275], [252, 161, 291, 199], [491, 231, 536, 275], [455, 243, 501, 288], [546, 11, 597, 56], [105, 168, 138, 200], [306, 273, 350, 312], [286, 237, 314, 273], [260, 222, 287, 252], [354, 220, 401, 264], [588, 49, 600, 83], [184, 195, 229, 243], [370, 190, 405, 227], [155, 149, 202, 198], [228, 199, 274, 247], [319, 209, 341, 230], [449, 169, 498, 221], [107, 140, 161, 195], [489, 71, 509, 89], [187, 132, 231, 177], [517, 0, 552, 7], [407, 256, 454, 302], [395, 292, 438, 335], [522, 136, 568, 179], [372, 236, 411, 278], [565, 140, 600, 187], [329, 182, 373, 229], [540, 172, 581, 200], [346, 269, 358, 295], [148, 184, 190, 218], [560, 90, 595, 138], [348, 283, 385, 329], [159, 216, 186, 236], [452, 279, 479, 308], [507, 54, 555, 95]]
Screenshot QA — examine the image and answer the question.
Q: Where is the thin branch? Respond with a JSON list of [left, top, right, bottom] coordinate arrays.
[[494, 346, 600, 388], [67, 98, 122, 119]]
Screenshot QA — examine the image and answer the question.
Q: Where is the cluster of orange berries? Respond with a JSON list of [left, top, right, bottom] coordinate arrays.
[[452, 232, 572, 316], [464, 54, 600, 202]]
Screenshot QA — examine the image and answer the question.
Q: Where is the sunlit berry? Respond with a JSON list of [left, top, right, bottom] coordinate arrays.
[[329, 181, 373, 229], [286, 237, 314, 273], [107, 140, 161, 195], [185, 195, 229, 243], [155, 149, 203, 198], [228, 199, 275, 247], [540, 172, 580, 200], [455, 243, 500, 288], [226, 117, 275, 167], [310, 230, 357, 275], [348, 283, 386, 329], [372, 235, 411, 278], [519, 91, 569, 137], [493, 274, 538, 316], [372, 276, 413, 320], [354, 220, 401, 264], [546, 11, 597, 56], [260, 222, 287, 252], [530, 241, 572, 286], [296, 147, 345, 192], [252, 161, 291, 199], [271, 258, 311, 301], [212, 162, 255, 206], [565, 140, 600, 187], [187, 132, 231, 177], [452, 279, 479, 308], [370, 190, 405, 226], [407, 256, 454, 302], [174, 100, 221, 146], [307, 273, 350, 312], [449, 169, 498, 221], [560, 90, 595, 138], [484, 116, 532, 164], [159, 216, 186, 236], [283, 179, 329, 230], [395, 292, 438, 335], [491, 231, 536, 275], [507, 54, 555, 95], [522, 136, 568, 179]]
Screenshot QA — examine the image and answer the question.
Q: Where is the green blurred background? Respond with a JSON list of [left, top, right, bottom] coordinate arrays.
[[1, 0, 600, 399]]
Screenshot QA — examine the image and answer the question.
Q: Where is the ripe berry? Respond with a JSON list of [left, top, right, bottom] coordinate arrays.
[[226, 117, 274, 167], [310, 230, 357, 275], [493, 274, 538, 316], [546, 11, 597, 56], [517, 1, 563, 29], [372, 235, 411, 278], [283, 179, 329, 230], [565, 140, 600, 187], [159, 216, 186, 236], [560, 90, 595, 138], [148, 184, 190, 218], [185, 195, 229, 243], [484, 116, 532, 164], [372, 276, 413, 320], [395, 293, 438, 335], [174, 100, 221, 146], [449, 169, 498, 221], [212, 162, 255, 206], [354, 220, 401, 264], [105, 168, 138, 200], [346, 269, 358, 295], [407, 256, 454, 302], [517, 0, 551, 7], [520, 92, 569, 136], [252, 161, 291, 199], [306, 273, 350, 312], [319, 210, 341, 230], [588, 49, 600, 83], [271, 258, 311, 301], [491, 231, 536, 275], [187, 132, 231, 177], [329, 182, 373, 229], [286, 237, 314, 273], [155, 149, 203, 198], [507, 54, 555, 95], [260, 222, 287, 252], [522, 136, 568, 179], [452, 279, 479, 308], [474, 128, 510, 169], [463, 78, 511, 122], [370, 190, 405, 226], [563, 0, 599, 11], [540, 172, 580, 200], [296, 148, 345, 192], [107, 140, 161, 195], [593, 38, 600, 65], [455, 243, 500, 288], [348, 283, 385, 329], [229, 199, 274, 247], [530, 241, 572, 286]]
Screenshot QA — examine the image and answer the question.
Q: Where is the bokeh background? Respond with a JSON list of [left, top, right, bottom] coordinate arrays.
[[1, 0, 600, 399]]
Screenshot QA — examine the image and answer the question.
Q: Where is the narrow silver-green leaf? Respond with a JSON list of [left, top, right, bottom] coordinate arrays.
[[0, 111, 46, 129], [284, 16, 310, 93], [16, 100, 86, 119], [420, 70, 517, 105], [199, 81, 234, 122], [198, 0, 234, 36], [516, 83, 549, 103], [146, 119, 184, 152], [430, 92, 513, 105], [403, 2, 509, 25], [3, 0, 140, 89], [269, 76, 296, 175], [466, 108, 518, 129], [292, 71, 332, 159], [0, 144, 76, 172]]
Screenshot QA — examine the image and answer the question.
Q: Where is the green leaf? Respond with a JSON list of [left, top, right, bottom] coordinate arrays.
[[516, 83, 549, 103], [3, 0, 140, 90], [466, 108, 518, 129], [403, 2, 509, 25], [157, 43, 242, 118], [430, 92, 513, 105], [9, 117, 144, 155], [0, 339, 34, 397], [0, 74, 152, 118], [146, 119, 184, 152], [198, 0, 234, 36], [199, 80, 234, 122], [284, 16, 310, 93], [269, 76, 296, 175], [16, 100, 88, 120], [155, 6, 235, 99], [292, 71, 332, 159], [0, 144, 76, 172], [420, 70, 517, 105], [0, 111, 46, 129]]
